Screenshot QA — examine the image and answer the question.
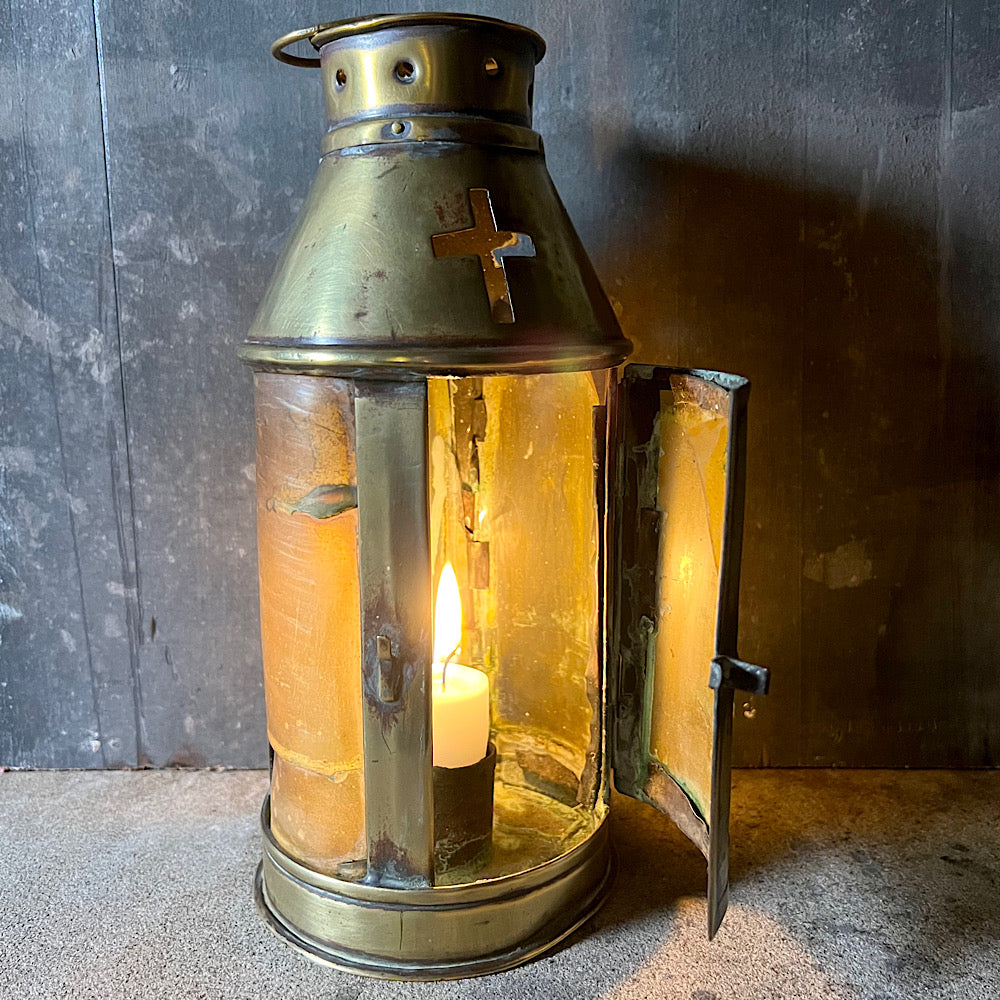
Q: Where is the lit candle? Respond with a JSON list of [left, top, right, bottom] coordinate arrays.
[[432, 564, 490, 768]]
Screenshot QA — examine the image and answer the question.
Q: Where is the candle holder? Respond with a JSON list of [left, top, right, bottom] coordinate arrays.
[[242, 13, 768, 979], [434, 742, 497, 879]]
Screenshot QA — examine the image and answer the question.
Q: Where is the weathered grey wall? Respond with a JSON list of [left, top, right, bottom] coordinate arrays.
[[1, 0, 997, 768]]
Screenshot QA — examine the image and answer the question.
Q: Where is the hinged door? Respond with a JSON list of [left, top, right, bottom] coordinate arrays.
[[609, 365, 769, 937]]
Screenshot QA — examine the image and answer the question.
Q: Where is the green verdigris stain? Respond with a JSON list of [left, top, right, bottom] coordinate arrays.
[[275, 483, 357, 519]]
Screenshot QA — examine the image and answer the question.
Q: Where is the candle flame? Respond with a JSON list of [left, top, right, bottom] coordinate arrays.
[[433, 563, 462, 665]]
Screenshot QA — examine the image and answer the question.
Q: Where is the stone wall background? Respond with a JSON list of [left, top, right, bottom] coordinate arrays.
[[2, 0, 997, 768]]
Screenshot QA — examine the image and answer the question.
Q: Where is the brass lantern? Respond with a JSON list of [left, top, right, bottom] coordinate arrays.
[[240, 13, 768, 980]]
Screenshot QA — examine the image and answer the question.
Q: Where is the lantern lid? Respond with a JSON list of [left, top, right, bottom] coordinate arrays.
[[242, 15, 631, 377]]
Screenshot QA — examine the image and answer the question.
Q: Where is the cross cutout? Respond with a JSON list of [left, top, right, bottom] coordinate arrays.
[[431, 188, 536, 324]]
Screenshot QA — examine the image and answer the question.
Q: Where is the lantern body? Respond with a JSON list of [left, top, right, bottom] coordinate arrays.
[[251, 369, 614, 976], [254, 371, 609, 881], [242, 14, 767, 979]]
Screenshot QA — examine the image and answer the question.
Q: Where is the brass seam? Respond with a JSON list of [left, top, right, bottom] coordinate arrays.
[[319, 118, 541, 156], [238, 346, 632, 377]]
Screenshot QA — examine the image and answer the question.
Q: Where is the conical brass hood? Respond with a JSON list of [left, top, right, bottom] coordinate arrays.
[[240, 13, 631, 376]]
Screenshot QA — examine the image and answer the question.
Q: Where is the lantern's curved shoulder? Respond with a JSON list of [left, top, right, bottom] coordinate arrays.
[[608, 364, 769, 938]]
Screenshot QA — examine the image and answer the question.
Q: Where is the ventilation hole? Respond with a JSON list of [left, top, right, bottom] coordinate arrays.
[[394, 60, 416, 83], [335, 67, 347, 89], [484, 56, 501, 77]]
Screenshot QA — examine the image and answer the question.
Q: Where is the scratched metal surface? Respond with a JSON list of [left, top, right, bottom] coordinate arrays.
[[1, 0, 998, 767]]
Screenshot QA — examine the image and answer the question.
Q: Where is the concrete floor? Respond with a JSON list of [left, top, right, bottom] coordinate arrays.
[[0, 769, 997, 999]]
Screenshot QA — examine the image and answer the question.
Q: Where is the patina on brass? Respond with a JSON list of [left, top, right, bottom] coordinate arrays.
[[256, 796, 612, 980], [355, 381, 434, 888]]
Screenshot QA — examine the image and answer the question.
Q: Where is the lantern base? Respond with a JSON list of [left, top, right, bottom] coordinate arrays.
[[254, 798, 613, 980]]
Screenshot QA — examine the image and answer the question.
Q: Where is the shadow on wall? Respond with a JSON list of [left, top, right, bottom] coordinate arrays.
[[591, 137, 1000, 767]]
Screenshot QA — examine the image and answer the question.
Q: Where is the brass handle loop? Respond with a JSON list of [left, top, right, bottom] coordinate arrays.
[[270, 25, 325, 67]]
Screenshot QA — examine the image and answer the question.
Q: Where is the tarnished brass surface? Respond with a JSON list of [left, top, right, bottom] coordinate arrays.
[[319, 116, 541, 156], [314, 19, 540, 132], [355, 382, 434, 887], [247, 14, 628, 979], [256, 797, 612, 980], [244, 14, 630, 376], [242, 143, 628, 375]]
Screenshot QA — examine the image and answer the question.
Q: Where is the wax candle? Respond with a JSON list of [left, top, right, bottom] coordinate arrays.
[[432, 564, 490, 768], [432, 662, 490, 768]]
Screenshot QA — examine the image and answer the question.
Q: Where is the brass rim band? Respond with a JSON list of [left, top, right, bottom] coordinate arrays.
[[256, 797, 613, 979], [260, 796, 605, 905], [238, 341, 633, 377], [321, 116, 541, 156], [272, 14, 546, 68]]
